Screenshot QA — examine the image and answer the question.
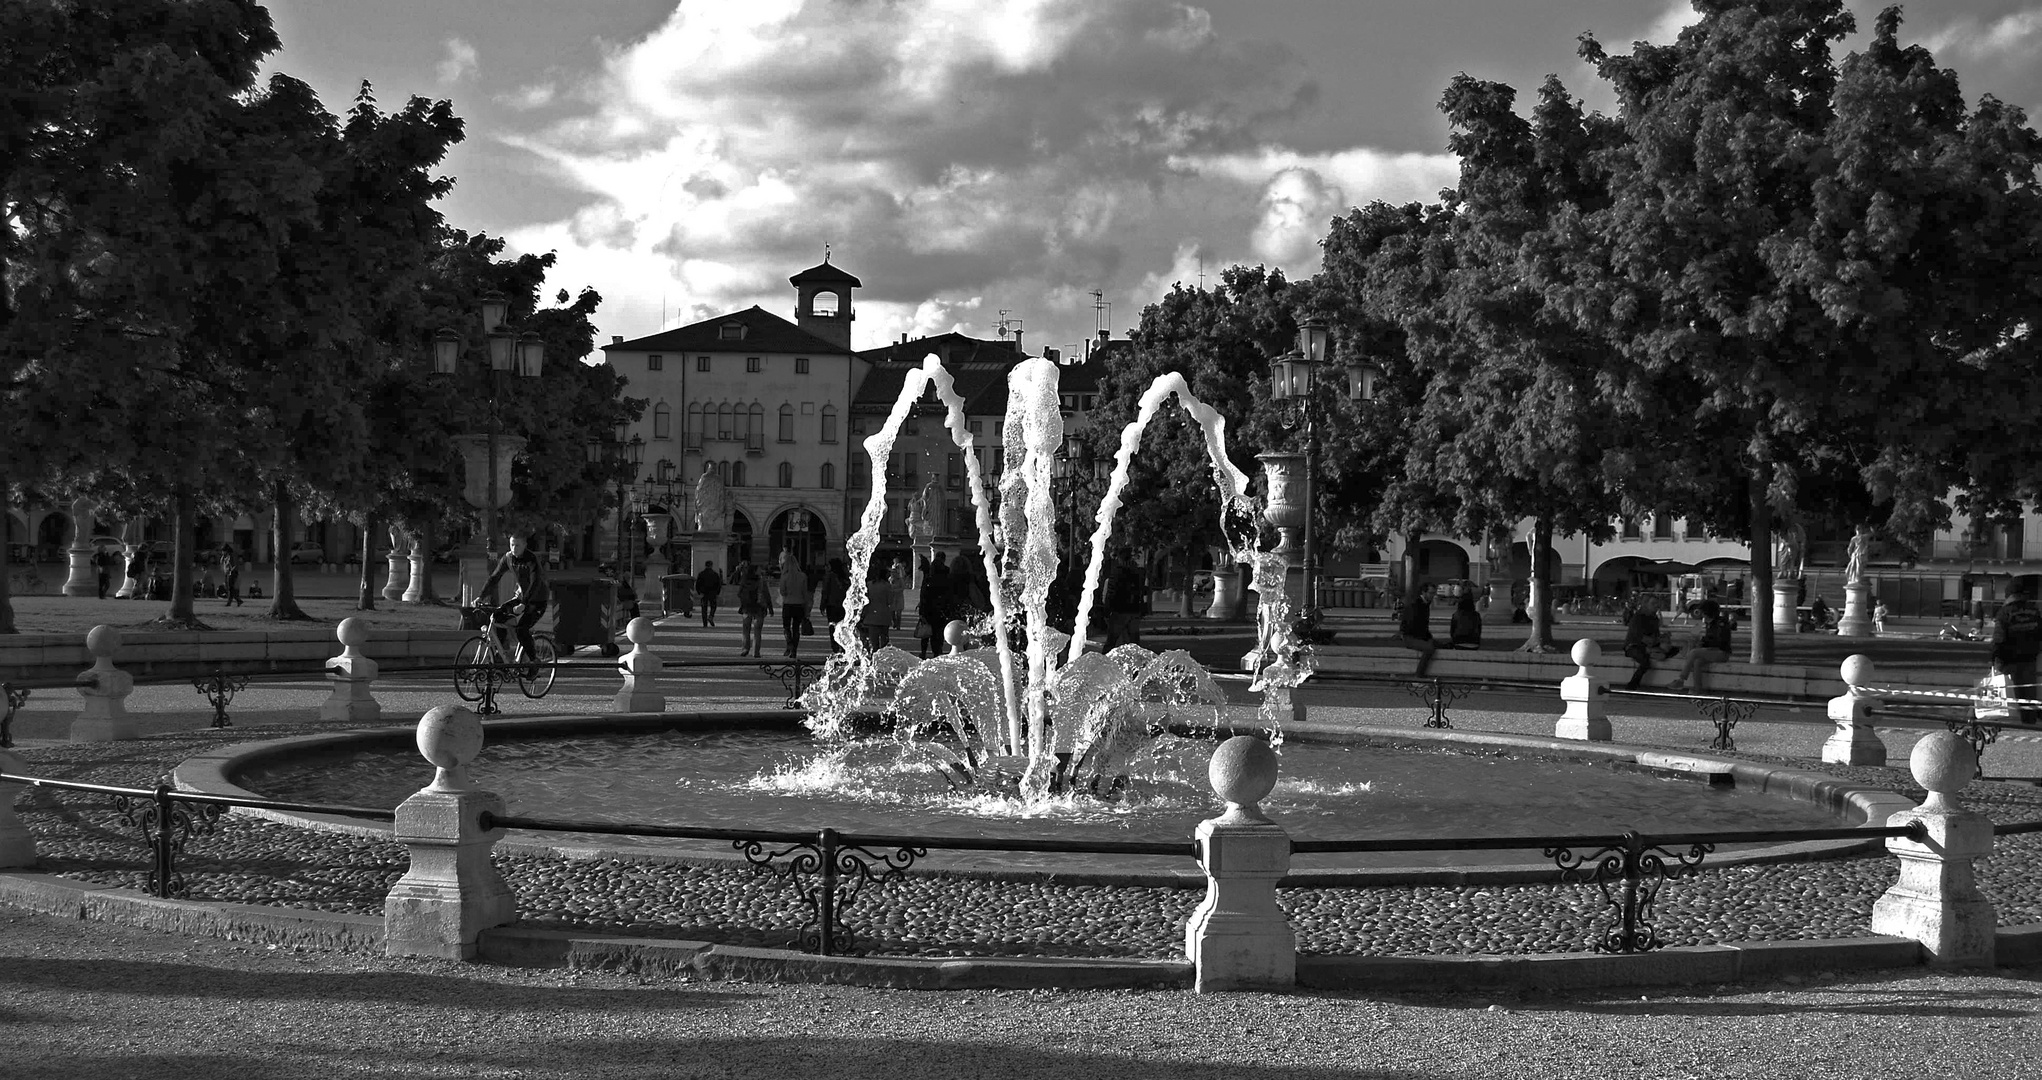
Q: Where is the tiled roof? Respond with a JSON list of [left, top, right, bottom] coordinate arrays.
[[789, 261, 863, 287], [604, 306, 847, 356]]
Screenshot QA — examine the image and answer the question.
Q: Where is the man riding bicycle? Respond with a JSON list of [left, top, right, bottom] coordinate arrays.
[[481, 533, 550, 675]]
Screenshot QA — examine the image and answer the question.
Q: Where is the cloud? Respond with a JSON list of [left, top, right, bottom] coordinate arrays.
[[497, 82, 556, 110], [1921, 7, 2042, 62], [1643, 0, 1702, 45], [498, 0, 1450, 347], [435, 38, 478, 86]]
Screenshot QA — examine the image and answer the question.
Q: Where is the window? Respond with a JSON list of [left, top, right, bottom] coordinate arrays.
[[652, 402, 671, 440], [851, 417, 867, 436], [796, 357, 810, 374], [777, 462, 794, 488], [968, 420, 983, 436], [778, 403, 795, 442], [1621, 517, 1640, 540], [648, 354, 663, 371], [732, 402, 748, 443], [849, 458, 868, 489], [811, 291, 840, 317], [716, 460, 730, 485], [718, 323, 745, 341], [696, 355, 711, 372], [904, 415, 920, 437], [821, 406, 837, 443], [685, 403, 703, 449], [905, 455, 920, 491], [748, 403, 765, 451], [717, 403, 733, 440], [820, 462, 836, 489], [947, 453, 962, 489], [746, 356, 761, 373], [1652, 515, 1673, 540], [732, 461, 746, 487]]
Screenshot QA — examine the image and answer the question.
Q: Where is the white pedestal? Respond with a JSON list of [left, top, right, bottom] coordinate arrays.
[[384, 787, 517, 960], [1823, 689, 1887, 766], [1836, 581, 1875, 638], [1772, 580, 1800, 633], [1872, 806, 1996, 967], [382, 553, 409, 601], [1184, 819, 1294, 992], [1554, 639, 1611, 741]]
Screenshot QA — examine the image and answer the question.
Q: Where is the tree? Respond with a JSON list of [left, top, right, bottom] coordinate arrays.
[[1554, 1, 2042, 662]]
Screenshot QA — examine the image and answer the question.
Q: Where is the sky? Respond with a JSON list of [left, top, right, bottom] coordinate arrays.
[[259, 0, 2042, 359]]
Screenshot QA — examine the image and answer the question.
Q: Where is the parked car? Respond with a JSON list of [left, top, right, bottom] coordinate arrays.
[[287, 541, 324, 564]]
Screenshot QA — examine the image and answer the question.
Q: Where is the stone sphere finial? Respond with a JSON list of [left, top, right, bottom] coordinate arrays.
[[85, 624, 121, 658], [1840, 654, 1873, 694], [336, 617, 370, 649], [626, 616, 655, 646], [1208, 735, 1280, 823], [416, 704, 484, 791], [1571, 638, 1600, 672], [1910, 730, 1974, 809], [944, 620, 967, 652]]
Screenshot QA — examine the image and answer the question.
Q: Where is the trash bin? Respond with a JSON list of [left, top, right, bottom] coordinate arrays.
[[661, 574, 693, 616], [549, 575, 612, 653]]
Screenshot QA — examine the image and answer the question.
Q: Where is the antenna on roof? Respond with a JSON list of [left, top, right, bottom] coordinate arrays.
[[996, 309, 1023, 339]]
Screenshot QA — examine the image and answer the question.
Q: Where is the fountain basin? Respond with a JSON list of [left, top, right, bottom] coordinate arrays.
[[175, 712, 1912, 887]]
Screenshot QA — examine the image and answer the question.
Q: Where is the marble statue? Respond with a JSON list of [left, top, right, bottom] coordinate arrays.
[[1846, 526, 1870, 587], [694, 465, 727, 534], [1773, 522, 1805, 580]]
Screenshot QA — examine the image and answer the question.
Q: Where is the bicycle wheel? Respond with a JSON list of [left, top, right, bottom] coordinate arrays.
[[519, 634, 558, 698], [454, 635, 490, 702]]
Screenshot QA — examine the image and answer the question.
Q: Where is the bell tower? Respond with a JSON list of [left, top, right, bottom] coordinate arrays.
[[789, 251, 860, 351]]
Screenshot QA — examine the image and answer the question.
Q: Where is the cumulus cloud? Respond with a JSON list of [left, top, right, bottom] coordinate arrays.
[[498, 82, 556, 110], [498, 0, 1447, 347], [435, 38, 478, 86], [1921, 7, 2042, 62]]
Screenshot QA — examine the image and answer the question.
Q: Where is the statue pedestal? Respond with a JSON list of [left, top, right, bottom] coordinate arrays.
[[691, 534, 724, 578], [1836, 581, 1875, 639], [1772, 580, 1800, 633], [61, 497, 97, 597]]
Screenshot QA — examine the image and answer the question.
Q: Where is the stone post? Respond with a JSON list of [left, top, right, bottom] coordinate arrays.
[[1207, 566, 1245, 621], [1185, 736, 1294, 992], [1554, 638, 1611, 742], [1772, 579, 1800, 634], [384, 705, 517, 960], [0, 749, 35, 867], [613, 617, 665, 712], [319, 617, 382, 724], [71, 625, 135, 742], [382, 525, 410, 601], [1871, 731, 1996, 968], [1824, 654, 1887, 766], [402, 537, 428, 603], [62, 497, 97, 597]]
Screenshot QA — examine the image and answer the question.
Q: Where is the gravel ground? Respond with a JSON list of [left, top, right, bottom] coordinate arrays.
[[1, 907, 2038, 1080]]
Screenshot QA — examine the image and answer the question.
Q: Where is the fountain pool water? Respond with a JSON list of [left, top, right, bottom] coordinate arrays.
[[230, 723, 1851, 879]]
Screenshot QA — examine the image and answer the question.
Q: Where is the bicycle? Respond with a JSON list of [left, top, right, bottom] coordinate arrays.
[[456, 601, 557, 700], [8, 565, 43, 594]]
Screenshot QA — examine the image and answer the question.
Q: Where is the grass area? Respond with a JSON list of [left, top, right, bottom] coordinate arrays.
[[0, 592, 466, 636]]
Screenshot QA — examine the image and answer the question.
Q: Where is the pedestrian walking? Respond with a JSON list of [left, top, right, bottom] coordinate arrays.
[[859, 563, 894, 650], [737, 564, 772, 657], [819, 557, 850, 653], [887, 558, 907, 630], [695, 561, 723, 627], [123, 546, 145, 600], [916, 558, 950, 658], [779, 553, 811, 657], [92, 546, 113, 599], [221, 545, 245, 606]]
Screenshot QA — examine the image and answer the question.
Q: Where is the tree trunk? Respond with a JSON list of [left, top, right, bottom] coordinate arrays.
[[266, 479, 312, 620], [1518, 517, 1558, 653], [417, 519, 442, 603], [1402, 531, 1422, 603], [1749, 478, 1774, 665], [165, 487, 202, 628], [357, 513, 378, 611], [0, 474, 15, 634]]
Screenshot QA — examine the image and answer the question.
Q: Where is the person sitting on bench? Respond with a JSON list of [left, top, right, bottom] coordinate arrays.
[[1446, 590, 1482, 649], [1621, 596, 1678, 690], [1399, 583, 1438, 675], [1667, 599, 1733, 692]]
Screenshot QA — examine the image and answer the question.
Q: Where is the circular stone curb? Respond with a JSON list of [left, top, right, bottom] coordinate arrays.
[[174, 709, 1917, 887]]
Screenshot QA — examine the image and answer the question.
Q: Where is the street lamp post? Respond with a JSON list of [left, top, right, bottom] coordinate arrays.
[[1269, 321, 1331, 620], [585, 422, 644, 580], [435, 292, 543, 599]]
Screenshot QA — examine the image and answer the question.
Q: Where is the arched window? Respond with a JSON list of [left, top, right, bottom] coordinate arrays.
[[717, 403, 733, 440], [716, 460, 730, 485], [732, 402, 748, 442], [652, 402, 671, 440], [820, 405, 837, 443], [748, 403, 765, 450], [811, 290, 840, 316], [732, 461, 747, 487], [777, 462, 793, 488], [685, 402, 703, 448], [778, 403, 795, 442]]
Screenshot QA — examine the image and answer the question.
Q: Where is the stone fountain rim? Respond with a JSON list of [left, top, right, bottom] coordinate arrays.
[[173, 709, 1906, 888]]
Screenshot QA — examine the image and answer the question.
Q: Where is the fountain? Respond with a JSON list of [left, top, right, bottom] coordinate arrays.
[[802, 352, 1306, 803]]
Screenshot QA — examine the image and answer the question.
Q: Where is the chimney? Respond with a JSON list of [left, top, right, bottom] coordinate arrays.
[[611, 335, 623, 344], [1098, 329, 1110, 344], [900, 333, 909, 345]]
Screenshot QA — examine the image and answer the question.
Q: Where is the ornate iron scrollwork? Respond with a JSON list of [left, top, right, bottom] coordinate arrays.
[[734, 827, 925, 954], [1, 682, 28, 748], [112, 785, 227, 898], [1694, 694, 1757, 751], [191, 668, 252, 729], [1942, 715, 2001, 779], [1406, 678, 1467, 729], [759, 660, 824, 710], [1546, 830, 1713, 954]]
